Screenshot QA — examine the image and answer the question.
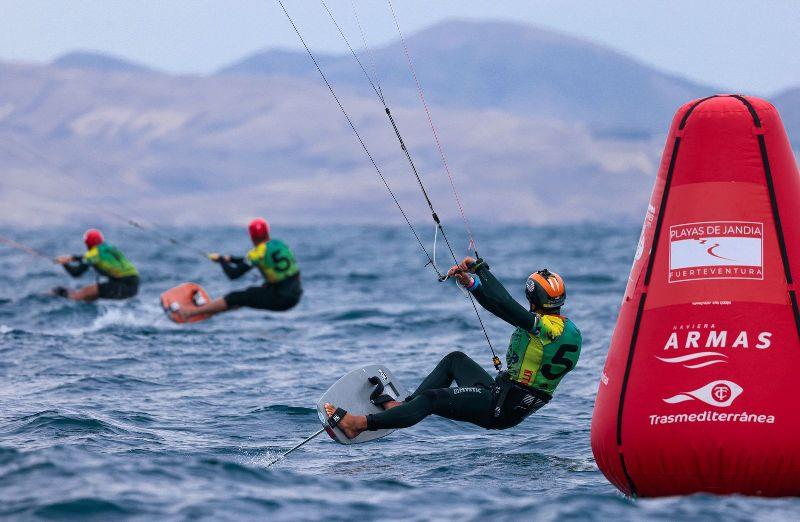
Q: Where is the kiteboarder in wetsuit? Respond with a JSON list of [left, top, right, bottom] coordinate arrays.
[[181, 218, 302, 319], [53, 229, 139, 301], [325, 256, 581, 437]]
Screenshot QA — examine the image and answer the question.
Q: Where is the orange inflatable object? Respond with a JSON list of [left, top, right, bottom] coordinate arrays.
[[591, 95, 800, 497], [160, 282, 212, 324]]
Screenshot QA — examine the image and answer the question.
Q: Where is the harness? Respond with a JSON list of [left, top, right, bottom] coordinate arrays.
[[491, 371, 551, 421]]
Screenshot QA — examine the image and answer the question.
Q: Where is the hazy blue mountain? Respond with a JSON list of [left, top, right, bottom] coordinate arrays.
[[219, 20, 716, 136], [218, 49, 339, 78], [52, 51, 153, 73], [774, 88, 800, 148], [1, 20, 797, 227]]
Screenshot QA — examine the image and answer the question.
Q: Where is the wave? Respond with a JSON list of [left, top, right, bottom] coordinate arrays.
[[0, 460, 64, 486], [3, 410, 129, 437], [0, 324, 16, 335], [33, 498, 132, 518], [197, 456, 275, 483], [345, 272, 380, 281], [0, 445, 19, 465], [323, 308, 388, 321], [250, 405, 315, 415], [47, 374, 165, 393], [55, 300, 171, 336]]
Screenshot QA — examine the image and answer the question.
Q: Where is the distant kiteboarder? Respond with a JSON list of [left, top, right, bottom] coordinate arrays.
[[178, 218, 302, 320], [324, 257, 581, 438], [53, 229, 139, 301]]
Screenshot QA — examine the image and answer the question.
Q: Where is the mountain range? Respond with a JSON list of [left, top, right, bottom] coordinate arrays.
[[1, 19, 797, 227]]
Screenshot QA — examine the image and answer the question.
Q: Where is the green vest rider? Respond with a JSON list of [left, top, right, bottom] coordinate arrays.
[[214, 218, 302, 312], [322, 256, 582, 439], [59, 229, 139, 300], [473, 263, 582, 397], [242, 239, 300, 283], [70, 243, 139, 279], [504, 315, 582, 393]]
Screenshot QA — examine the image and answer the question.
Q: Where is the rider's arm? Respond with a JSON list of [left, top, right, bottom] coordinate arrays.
[[468, 260, 539, 333], [62, 255, 89, 277], [219, 256, 252, 280]]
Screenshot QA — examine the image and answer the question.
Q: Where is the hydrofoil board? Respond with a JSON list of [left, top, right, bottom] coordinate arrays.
[[317, 364, 409, 445], [160, 282, 212, 324]]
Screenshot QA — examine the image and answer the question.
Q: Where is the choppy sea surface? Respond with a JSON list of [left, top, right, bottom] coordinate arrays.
[[1, 224, 798, 521]]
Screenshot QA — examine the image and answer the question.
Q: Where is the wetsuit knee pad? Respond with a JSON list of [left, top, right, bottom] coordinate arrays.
[[444, 350, 468, 362]]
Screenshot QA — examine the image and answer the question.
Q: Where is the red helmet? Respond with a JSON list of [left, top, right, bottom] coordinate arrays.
[[83, 229, 104, 249], [248, 218, 270, 244]]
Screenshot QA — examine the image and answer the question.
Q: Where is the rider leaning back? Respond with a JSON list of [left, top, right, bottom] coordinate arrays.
[[181, 218, 302, 319], [325, 256, 582, 437], [53, 229, 139, 301]]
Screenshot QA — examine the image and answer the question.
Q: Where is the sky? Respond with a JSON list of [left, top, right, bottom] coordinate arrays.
[[1, 0, 798, 95]]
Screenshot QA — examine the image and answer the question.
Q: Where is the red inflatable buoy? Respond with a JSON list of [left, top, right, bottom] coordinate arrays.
[[591, 95, 800, 497]]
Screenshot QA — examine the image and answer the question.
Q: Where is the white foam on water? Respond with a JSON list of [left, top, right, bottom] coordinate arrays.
[[57, 300, 174, 336], [239, 448, 286, 468], [0, 324, 12, 335]]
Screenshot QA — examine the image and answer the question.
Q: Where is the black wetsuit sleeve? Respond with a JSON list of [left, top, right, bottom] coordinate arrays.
[[219, 256, 252, 280], [470, 263, 539, 332], [62, 255, 89, 277]]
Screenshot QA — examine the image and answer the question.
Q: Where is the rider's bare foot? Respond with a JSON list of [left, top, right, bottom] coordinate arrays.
[[324, 403, 367, 439]]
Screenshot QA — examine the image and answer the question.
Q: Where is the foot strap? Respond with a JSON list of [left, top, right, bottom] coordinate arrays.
[[368, 376, 394, 406], [327, 407, 347, 429]]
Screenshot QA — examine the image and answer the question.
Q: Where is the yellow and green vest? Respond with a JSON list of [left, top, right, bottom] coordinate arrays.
[[247, 239, 299, 283], [506, 315, 581, 396], [83, 243, 138, 279]]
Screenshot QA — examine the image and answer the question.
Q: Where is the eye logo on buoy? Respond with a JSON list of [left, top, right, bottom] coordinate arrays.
[[669, 221, 763, 283], [663, 380, 743, 407], [711, 383, 732, 402]]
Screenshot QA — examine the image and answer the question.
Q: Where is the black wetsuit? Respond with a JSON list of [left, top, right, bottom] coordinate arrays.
[[217, 239, 302, 311], [367, 350, 538, 431], [223, 268, 302, 311], [366, 261, 580, 432]]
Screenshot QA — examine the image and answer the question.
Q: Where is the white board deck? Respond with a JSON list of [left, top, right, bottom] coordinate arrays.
[[317, 364, 409, 445]]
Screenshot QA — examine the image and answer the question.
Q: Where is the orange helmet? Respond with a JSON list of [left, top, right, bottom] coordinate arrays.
[[525, 269, 566, 310]]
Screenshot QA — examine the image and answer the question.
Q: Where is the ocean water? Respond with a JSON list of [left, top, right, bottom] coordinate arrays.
[[1, 224, 798, 521]]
